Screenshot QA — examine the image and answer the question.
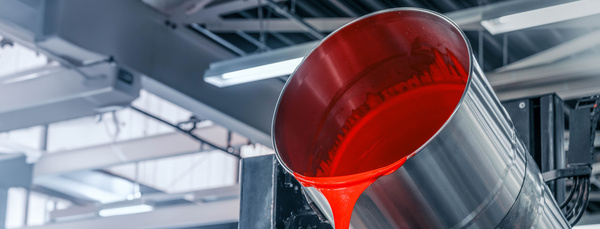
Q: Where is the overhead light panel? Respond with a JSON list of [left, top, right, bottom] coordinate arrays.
[[481, 0, 600, 35], [221, 58, 303, 80], [204, 41, 317, 87], [99, 204, 153, 217]]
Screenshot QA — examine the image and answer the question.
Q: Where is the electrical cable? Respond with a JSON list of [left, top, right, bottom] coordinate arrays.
[[566, 178, 583, 220], [561, 177, 578, 217], [560, 177, 579, 208], [571, 177, 590, 226], [565, 176, 585, 220]]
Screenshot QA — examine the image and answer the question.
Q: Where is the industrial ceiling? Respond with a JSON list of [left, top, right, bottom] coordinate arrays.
[[1, 0, 600, 227], [144, 0, 599, 71], [137, 0, 600, 142]]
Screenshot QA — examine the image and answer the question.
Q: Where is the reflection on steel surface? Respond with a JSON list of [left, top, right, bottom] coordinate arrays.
[[273, 8, 570, 229]]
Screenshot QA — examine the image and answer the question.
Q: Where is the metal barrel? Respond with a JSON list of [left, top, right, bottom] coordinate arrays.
[[272, 8, 570, 228]]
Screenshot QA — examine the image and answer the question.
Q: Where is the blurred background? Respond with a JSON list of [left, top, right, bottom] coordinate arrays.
[[0, 0, 599, 228]]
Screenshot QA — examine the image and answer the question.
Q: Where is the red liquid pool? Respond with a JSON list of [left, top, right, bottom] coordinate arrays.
[[292, 52, 467, 229]]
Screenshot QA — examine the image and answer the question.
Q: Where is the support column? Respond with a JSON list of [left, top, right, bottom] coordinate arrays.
[[0, 154, 33, 229], [0, 188, 7, 229]]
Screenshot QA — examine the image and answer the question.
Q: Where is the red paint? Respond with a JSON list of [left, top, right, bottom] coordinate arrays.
[[273, 11, 471, 229], [293, 52, 467, 228]]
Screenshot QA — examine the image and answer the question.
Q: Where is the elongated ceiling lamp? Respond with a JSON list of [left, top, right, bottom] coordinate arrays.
[[204, 41, 317, 87]]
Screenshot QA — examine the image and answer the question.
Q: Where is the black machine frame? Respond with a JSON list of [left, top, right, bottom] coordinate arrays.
[[504, 94, 599, 225]]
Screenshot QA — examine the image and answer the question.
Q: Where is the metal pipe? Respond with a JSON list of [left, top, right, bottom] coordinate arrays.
[[265, 0, 324, 40], [269, 32, 295, 46], [272, 8, 569, 228], [238, 11, 295, 46], [327, 0, 359, 17], [129, 106, 241, 159], [360, 0, 386, 11], [190, 24, 247, 56], [235, 30, 271, 51]]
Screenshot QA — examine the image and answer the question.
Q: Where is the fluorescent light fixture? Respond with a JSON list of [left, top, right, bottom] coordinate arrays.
[[98, 204, 153, 217], [221, 58, 303, 80], [481, 0, 600, 35], [204, 41, 317, 87]]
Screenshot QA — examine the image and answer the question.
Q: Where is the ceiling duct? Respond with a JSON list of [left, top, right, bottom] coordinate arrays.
[[0, 62, 140, 132]]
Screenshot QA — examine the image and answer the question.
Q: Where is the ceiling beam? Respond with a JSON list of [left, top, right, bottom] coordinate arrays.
[[203, 18, 353, 32], [265, 0, 324, 39], [496, 30, 600, 72], [169, 0, 288, 24], [49, 185, 240, 220], [34, 132, 202, 177], [190, 24, 247, 56], [189, 0, 580, 33], [495, 77, 600, 101], [22, 199, 239, 229], [169, 0, 269, 23], [493, 76, 600, 100], [199, 18, 474, 33], [535, 14, 600, 30], [201, 18, 485, 33], [444, 0, 572, 30], [327, 0, 358, 17], [35, 122, 248, 177], [31, 185, 95, 206], [487, 50, 600, 100], [34, 175, 128, 203], [487, 54, 600, 87]]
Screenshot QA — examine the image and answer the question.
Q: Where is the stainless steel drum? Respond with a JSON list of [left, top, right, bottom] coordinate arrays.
[[272, 8, 570, 228]]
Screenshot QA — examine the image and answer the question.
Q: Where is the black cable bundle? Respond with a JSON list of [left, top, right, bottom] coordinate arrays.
[[558, 175, 590, 226], [560, 95, 599, 226]]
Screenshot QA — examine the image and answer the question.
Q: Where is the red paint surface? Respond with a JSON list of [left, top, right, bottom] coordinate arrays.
[[294, 53, 467, 228]]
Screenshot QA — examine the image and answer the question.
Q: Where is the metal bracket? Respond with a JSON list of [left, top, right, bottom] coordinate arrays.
[[542, 167, 592, 182]]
